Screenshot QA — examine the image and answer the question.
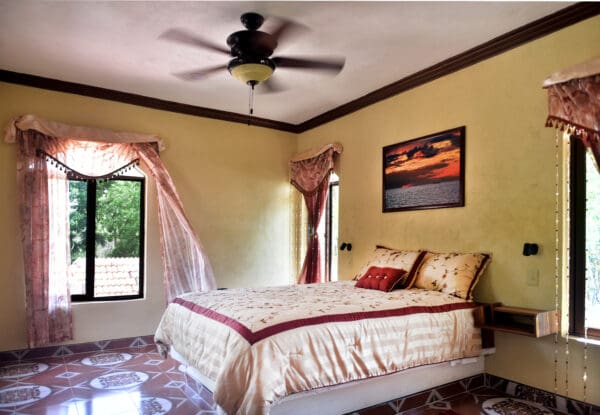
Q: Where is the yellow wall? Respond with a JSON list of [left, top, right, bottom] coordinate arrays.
[[297, 15, 600, 406], [0, 82, 296, 350], [1, 13, 599, 407]]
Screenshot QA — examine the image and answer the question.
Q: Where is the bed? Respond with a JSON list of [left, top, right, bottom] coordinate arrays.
[[154, 247, 491, 415]]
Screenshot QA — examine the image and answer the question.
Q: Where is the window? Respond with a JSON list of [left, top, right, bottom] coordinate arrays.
[[570, 138, 600, 338], [68, 171, 145, 301], [317, 172, 339, 281]]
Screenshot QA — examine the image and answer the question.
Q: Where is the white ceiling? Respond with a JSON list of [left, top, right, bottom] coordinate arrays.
[[0, 1, 571, 125]]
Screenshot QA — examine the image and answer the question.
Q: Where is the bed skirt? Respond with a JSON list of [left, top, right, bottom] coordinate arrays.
[[170, 347, 487, 415]]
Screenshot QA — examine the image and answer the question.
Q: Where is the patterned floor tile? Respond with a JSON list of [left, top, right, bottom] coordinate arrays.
[[70, 391, 142, 415], [482, 396, 557, 414], [396, 390, 431, 412], [63, 363, 111, 385], [1, 384, 73, 413], [356, 402, 396, 415], [136, 344, 159, 355], [3, 344, 587, 415], [167, 399, 213, 415], [17, 366, 76, 390], [436, 381, 467, 399], [439, 392, 482, 415], [0, 384, 52, 409], [80, 352, 134, 368], [19, 392, 80, 415], [120, 354, 179, 374], [0, 362, 51, 381], [133, 396, 174, 415]]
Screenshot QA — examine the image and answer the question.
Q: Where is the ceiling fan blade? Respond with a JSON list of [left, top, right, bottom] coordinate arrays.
[[268, 18, 308, 44], [159, 28, 230, 55], [172, 64, 228, 81], [259, 77, 287, 94], [272, 56, 345, 73]]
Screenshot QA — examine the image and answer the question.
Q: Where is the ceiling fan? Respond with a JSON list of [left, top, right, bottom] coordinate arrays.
[[159, 12, 345, 95]]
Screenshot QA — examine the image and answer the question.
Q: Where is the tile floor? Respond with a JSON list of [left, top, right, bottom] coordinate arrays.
[[0, 345, 571, 415], [0, 344, 213, 415]]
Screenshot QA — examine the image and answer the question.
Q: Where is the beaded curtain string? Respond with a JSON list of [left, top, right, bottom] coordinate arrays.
[[554, 129, 562, 394], [554, 130, 591, 402]]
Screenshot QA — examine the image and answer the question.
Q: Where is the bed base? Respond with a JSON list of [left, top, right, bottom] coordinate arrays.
[[171, 348, 486, 415]]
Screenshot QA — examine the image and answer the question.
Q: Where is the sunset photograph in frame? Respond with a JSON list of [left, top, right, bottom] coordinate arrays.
[[382, 127, 465, 212]]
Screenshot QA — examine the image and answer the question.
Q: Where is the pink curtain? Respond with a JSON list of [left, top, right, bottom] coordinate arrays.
[[12, 122, 216, 347], [290, 144, 342, 284], [544, 58, 600, 166], [134, 144, 216, 301], [16, 130, 73, 347]]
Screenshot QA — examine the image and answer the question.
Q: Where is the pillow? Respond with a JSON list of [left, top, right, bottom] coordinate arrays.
[[354, 246, 426, 286], [412, 251, 491, 299], [355, 266, 408, 292]]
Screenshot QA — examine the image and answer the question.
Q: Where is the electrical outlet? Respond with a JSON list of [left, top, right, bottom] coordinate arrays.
[[526, 269, 539, 287]]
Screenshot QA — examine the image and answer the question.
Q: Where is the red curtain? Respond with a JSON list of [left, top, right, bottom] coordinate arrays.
[[544, 58, 600, 166], [290, 144, 342, 284]]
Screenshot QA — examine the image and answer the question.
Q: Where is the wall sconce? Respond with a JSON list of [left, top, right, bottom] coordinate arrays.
[[523, 243, 539, 256], [340, 242, 352, 251]]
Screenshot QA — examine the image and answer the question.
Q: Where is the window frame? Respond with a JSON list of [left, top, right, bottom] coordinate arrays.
[[70, 174, 146, 302], [323, 178, 339, 282], [569, 137, 600, 338]]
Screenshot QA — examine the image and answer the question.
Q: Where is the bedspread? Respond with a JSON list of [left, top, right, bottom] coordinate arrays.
[[154, 281, 481, 415]]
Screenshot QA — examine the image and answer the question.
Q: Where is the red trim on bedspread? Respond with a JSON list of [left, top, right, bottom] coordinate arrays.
[[172, 297, 477, 345]]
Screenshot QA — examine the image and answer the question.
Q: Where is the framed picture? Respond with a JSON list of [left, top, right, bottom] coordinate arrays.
[[382, 126, 465, 212]]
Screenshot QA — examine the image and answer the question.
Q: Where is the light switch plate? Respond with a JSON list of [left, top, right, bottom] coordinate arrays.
[[526, 269, 540, 287]]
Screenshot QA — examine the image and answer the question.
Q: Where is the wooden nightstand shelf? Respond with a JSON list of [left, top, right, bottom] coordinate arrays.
[[475, 303, 559, 338]]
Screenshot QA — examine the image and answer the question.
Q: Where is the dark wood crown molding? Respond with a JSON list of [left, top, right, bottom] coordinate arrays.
[[1, 3, 598, 135], [0, 70, 298, 133]]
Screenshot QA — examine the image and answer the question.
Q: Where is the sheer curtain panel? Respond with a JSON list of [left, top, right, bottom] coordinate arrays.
[[15, 130, 73, 347]]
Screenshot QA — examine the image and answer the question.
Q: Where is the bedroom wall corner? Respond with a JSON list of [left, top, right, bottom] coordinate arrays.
[[0, 116, 27, 349]]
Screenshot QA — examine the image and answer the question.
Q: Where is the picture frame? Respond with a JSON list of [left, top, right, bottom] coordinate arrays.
[[382, 126, 465, 212]]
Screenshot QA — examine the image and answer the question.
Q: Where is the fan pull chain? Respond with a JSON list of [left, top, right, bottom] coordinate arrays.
[[249, 82, 255, 116]]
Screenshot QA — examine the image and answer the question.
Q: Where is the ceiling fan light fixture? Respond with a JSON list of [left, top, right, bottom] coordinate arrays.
[[228, 59, 275, 85]]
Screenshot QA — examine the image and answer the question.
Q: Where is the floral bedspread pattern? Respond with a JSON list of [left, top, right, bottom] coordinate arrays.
[[154, 281, 482, 415]]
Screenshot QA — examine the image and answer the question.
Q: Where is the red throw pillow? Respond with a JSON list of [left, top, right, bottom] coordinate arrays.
[[354, 266, 408, 292]]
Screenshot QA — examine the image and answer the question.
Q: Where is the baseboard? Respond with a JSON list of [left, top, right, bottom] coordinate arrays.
[[0, 334, 155, 362]]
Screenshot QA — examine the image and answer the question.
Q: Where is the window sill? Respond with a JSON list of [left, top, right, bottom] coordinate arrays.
[[573, 335, 600, 347], [71, 297, 145, 305]]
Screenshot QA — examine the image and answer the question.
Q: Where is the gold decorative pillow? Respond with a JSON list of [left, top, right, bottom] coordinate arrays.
[[354, 246, 426, 287], [413, 252, 491, 299]]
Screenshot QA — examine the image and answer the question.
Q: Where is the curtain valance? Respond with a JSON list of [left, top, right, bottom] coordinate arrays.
[[4, 114, 166, 151], [290, 143, 343, 195], [544, 58, 600, 163]]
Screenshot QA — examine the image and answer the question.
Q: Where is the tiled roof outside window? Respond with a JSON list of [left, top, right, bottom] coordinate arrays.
[[69, 257, 140, 297]]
